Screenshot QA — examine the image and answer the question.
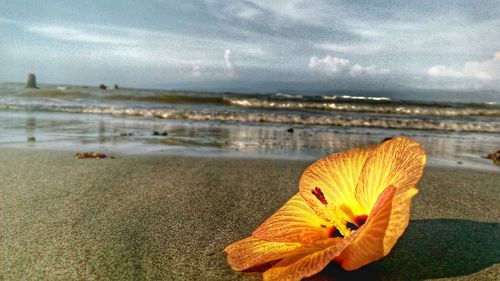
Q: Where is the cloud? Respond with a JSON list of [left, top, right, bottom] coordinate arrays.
[[309, 55, 390, 77], [308, 55, 349, 72], [314, 42, 382, 55], [18, 21, 266, 73], [222, 1, 262, 21], [427, 65, 463, 78], [211, 0, 330, 26], [235, 6, 260, 20], [0, 17, 18, 25], [428, 51, 500, 80], [349, 63, 390, 77], [224, 49, 234, 76], [25, 25, 139, 45], [23, 21, 265, 56], [192, 65, 202, 77], [249, 0, 329, 25]]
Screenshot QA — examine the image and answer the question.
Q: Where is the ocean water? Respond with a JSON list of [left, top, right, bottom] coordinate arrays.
[[1, 83, 499, 169]]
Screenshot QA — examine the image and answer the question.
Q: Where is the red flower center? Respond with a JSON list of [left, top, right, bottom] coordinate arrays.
[[354, 215, 368, 227]]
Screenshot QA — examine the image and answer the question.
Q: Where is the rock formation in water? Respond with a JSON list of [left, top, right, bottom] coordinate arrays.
[[99, 84, 107, 90], [25, 73, 38, 89]]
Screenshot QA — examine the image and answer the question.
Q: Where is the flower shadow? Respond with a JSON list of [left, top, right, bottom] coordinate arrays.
[[306, 219, 500, 281]]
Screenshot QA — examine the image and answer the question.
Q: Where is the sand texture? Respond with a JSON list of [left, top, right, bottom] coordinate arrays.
[[0, 149, 499, 281]]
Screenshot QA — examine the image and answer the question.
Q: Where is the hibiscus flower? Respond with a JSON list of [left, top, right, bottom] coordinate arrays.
[[225, 136, 426, 280]]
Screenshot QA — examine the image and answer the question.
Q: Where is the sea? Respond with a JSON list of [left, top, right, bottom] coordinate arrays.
[[1, 82, 499, 170]]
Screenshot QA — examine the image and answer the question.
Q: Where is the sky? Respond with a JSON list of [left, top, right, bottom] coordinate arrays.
[[0, 0, 499, 92]]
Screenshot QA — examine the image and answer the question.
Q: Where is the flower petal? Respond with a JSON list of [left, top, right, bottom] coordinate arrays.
[[253, 193, 329, 243], [299, 147, 374, 219], [355, 136, 425, 211], [339, 185, 418, 270], [263, 234, 359, 281], [225, 236, 302, 271]]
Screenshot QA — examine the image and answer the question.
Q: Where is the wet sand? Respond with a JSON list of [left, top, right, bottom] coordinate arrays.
[[0, 149, 498, 280]]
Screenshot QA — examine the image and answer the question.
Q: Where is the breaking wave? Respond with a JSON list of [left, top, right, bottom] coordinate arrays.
[[223, 97, 500, 117], [1, 103, 499, 133]]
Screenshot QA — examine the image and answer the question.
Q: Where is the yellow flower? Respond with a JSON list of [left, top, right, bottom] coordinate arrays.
[[225, 136, 426, 280]]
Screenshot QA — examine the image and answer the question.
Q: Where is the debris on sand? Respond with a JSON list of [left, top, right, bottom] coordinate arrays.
[[75, 152, 107, 159], [485, 150, 500, 164]]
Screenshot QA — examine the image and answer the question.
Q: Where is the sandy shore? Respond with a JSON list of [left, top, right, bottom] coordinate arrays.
[[0, 149, 498, 281]]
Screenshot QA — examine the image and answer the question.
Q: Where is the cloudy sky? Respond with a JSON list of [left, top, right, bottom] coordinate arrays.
[[0, 0, 499, 91]]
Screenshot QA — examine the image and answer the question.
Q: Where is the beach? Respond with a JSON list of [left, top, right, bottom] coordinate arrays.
[[1, 148, 498, 281], [2, 0, 499, 280]]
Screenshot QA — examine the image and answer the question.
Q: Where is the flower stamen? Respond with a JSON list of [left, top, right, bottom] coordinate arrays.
[[311, 187, 328, 205]]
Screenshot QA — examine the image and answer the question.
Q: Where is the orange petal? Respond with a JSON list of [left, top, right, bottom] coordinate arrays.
[[253, 193, 329, 243], [355, 136, 425, 211], [263, 234, 359, 281], [339, 185, 418, 270], [299, 146, 374, 220], [225, 236, 302, 271]]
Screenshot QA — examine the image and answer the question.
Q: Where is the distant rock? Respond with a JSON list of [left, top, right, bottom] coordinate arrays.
[[25, 73, 38, 89], [120, 132, 134, 136], [485, 150, 500, 164], [99, 84, 107, 90], [112, 84, 119, 90]]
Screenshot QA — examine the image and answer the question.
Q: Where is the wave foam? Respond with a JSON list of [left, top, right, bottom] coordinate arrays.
[[223, 97, 500, 117], [1, 103, 498, 133]]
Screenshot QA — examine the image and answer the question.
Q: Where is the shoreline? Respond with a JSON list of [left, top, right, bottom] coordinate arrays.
[[1, 148, 499, 280], [1, 143, 499, 172], [2, 104, 500, 173]]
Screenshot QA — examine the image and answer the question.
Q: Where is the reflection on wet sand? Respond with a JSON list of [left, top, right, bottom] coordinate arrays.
[[0, 111, 499, 169]]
